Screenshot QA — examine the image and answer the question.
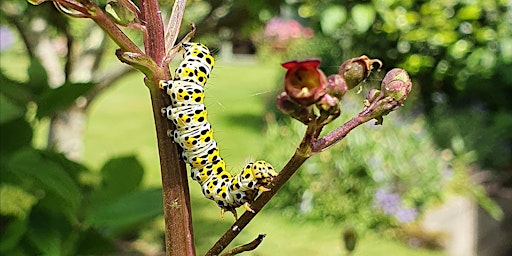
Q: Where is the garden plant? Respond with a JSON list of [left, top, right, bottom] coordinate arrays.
[[3, 0, 449, 255]]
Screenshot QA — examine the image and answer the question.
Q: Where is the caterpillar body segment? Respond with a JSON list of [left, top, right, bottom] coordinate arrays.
[[160, 42, 277, 219]]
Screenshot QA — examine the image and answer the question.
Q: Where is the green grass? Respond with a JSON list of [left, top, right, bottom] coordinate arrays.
[[81, 61, 444, 255]]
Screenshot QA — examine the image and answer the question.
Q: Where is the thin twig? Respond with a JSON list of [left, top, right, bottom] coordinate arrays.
[[220, 234, 267, 256], [77, 0, 143, 54]]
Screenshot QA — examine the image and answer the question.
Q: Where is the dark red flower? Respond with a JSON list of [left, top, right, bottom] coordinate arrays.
[[282, 59, 327, 106]]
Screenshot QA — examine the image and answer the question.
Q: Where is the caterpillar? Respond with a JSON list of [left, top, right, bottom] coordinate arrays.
[[159, 42, 277, 219]]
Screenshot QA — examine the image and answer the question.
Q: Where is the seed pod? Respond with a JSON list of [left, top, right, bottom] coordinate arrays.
[[338, 55, 382, 89]]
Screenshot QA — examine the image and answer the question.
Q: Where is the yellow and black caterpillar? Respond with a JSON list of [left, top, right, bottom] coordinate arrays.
[[160, 42, 277, 218]]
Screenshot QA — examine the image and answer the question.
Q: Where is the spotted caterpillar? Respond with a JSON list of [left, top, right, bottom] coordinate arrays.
[[159, 42, 277, 219]]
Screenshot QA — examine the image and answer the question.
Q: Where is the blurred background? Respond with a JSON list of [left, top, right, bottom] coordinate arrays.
[[1, 0, 511, 255]]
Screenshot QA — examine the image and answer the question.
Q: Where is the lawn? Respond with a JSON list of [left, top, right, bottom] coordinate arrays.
[[83, 60, 444, 255]]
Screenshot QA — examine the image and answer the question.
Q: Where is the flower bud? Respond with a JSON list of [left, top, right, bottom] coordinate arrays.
[[381, 68, 412, 103], [276, 92, 313, 124], [282, 59, 327, 106], [317, 93, 340, 116], [326, 74, 348, 100], [365, 89, 381, 105], [339, 56, 382, 89]]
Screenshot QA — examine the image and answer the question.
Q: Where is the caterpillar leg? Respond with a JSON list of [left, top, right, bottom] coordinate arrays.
[[243, 202, 255, 213], [258, 186, 271, 193], [221, 208, 238, 220]]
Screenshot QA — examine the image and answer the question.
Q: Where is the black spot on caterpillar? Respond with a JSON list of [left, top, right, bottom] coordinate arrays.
[[160, 42, 277, 219]]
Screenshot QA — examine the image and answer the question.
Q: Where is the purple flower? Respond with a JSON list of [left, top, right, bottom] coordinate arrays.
[[374, 189, 401, 215], [395, 207, 418, 224], [0, 26, 15, 51], [374, 188, 418, 224]]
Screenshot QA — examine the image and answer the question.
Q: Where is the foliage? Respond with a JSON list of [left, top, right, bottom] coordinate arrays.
[[0, 56, 162, 255], [251, 0, 512, 173]]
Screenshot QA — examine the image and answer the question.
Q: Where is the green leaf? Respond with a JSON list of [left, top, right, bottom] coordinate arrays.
[[26, 58, 48, 96], [320, 6, 347, 35], [90, 156, 144, 206], [36, 82, 94, 117], [0, 94, 25, 124], [6, 148, 82, 217], [0, 71, 33, 107], [457, 4, 482, 21], [85, 188, 163, 237], [26, 211, 63, 256], [351, 4, 376, 33], [0, 184, 38, 218], [75, 229, 116, 255], [0, 118, 33, 156], [0, 217, 29, 253]]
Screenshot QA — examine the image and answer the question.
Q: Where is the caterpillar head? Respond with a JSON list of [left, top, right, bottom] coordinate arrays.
[[248, 161, 278, 190]]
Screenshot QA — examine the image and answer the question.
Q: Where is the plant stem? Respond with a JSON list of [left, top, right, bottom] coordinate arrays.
[[312, 115, 369, 153], [140, 0, 195, 254], [149, 82, 196, 256], [80, 0, 142, 54]]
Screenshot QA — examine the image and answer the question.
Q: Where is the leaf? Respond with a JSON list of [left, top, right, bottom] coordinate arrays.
[[75, 229, 116, 255], [0, 184, 38, 218], [36, 82, 95, 118], [90, 156, 144, 206], [0, 94, 25, 124], [0, 118, 33, 156], [85, 188, 163, 237], [351, 4, 376, 33], [26, 210, 64, 256], [0, 71, 33, 107], [6, 148, 82, 217], [320, 6, 347, 35], [0, 217, 29, 253], [26, 58, 48, 96]]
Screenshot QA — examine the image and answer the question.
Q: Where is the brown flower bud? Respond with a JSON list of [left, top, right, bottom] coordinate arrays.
[[276, 92, 313, 124], [282, 59, 327, 106], [326, 74, 348, 100], [381, 68, 412, 103], [317, 93, 340, 116], [339, 56, 382, 89]]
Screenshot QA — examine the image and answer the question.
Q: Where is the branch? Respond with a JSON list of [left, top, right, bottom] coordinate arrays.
[[77, 0, 143, 54], [220, 234, 267, 256], [207, 64, 412, 255], [140, 0, 165, 65], [139, 0, 196, 255]]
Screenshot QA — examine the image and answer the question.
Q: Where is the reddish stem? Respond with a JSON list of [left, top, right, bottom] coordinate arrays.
[[140, 0, 196, 254]]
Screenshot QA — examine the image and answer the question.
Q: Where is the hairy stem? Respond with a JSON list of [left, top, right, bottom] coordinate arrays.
[[140, 0, 195, 254]]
